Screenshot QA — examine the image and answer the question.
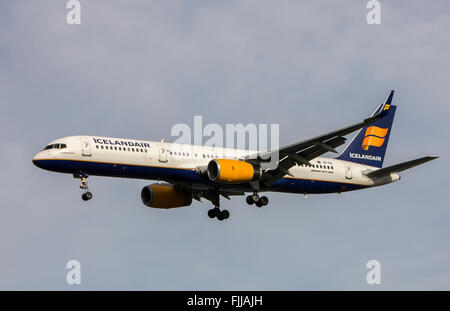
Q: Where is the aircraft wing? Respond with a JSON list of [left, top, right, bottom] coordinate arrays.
[[366, 156, 438, 178], [245, 91, 394, 187]]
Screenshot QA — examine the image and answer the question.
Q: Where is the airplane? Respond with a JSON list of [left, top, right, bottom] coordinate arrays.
[[32, 91, 437, 221]]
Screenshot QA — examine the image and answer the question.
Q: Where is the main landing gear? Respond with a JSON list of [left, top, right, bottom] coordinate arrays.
[[208, 207, 230, 221], [246, 193, 269, 207], [76, 172, 93, 201], [206, 190, 230, 221]]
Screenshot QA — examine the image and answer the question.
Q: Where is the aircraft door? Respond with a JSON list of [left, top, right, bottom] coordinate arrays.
[[158, 141, 168, 163], [344, 163, 352, 179], [80, 137, 92, 157]]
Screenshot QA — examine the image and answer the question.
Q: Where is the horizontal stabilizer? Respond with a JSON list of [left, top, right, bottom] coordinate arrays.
[[366, 156, 438, 178]]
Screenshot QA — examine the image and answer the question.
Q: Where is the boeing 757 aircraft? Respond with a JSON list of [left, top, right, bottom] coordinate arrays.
[[33, 91, 437, 221]]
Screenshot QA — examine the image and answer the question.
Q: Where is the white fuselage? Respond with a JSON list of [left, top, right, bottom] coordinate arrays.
[[33, 136, 399, 194]]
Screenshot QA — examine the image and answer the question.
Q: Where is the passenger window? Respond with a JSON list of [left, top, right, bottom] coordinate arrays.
[[96, 145, 99, 149], [145, 149, 147, 153], [101, 145, 104, 149], [127, 148, 130, 151], [119, 147, 122, 151], [203, 154, 206, 158]]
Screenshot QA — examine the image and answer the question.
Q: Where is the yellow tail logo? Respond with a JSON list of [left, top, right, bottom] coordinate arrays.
[[362, 126, 388, 150]]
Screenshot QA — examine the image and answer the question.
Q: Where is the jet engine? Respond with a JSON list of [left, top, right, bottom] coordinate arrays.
[[141, 184, 192, 209], [207, 159, 261, 183]]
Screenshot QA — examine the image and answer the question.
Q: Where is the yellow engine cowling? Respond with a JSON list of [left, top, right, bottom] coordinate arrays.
[[207, 159, 261, 183], [141, 184, 192, 209]]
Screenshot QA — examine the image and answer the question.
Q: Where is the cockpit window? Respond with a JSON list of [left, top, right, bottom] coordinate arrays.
[[43, 143, 67, 150]]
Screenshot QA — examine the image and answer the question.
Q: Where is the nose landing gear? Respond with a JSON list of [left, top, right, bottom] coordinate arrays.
[[75, 172, 93, 201]]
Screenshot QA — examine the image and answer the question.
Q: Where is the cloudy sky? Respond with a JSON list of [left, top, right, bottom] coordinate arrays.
[[1, 0, 449, 290]]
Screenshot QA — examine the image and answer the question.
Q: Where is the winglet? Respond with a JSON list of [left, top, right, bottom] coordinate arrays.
[[375, 90, 395, 118]]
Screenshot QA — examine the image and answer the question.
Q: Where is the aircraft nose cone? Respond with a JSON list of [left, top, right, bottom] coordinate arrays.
[[32, 153, 43, 168]]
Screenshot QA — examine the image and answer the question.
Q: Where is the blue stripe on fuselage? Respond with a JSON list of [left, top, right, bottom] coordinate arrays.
[[32, 159, 367, 194]]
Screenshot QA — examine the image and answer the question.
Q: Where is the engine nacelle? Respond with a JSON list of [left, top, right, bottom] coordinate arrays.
[[207, 159, 261, 183], [141, 184, 192, 209]]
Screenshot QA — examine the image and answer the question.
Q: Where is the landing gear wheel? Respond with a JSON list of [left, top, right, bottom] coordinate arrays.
[[208, 207, 221, 219], [259, 196, 269, 206], [255, 201, 263, 207], [82, 192, 93, 201], [251, 193, 260, 203], [246, 195, 254, 205], [207, 206, 229, 221], [221, 210, 230, 220], [217, 210, 230, 221], [208, 208, 217, 219]]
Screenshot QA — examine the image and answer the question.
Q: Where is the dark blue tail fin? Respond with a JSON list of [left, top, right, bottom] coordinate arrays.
[[336, 90, 396, 168]]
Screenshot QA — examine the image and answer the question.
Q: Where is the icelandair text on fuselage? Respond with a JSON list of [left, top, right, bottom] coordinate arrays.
[[93, 138, 150, 148], [350, 152, 382, 162], [187, 295, 262, 309]]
